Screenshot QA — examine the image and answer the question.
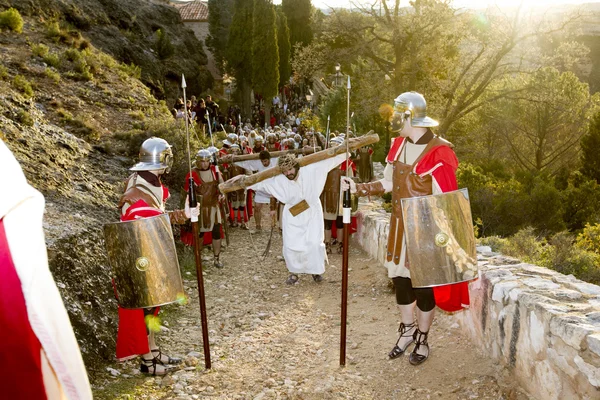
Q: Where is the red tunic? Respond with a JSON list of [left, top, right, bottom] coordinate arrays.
[[387, 137, 469, 313]]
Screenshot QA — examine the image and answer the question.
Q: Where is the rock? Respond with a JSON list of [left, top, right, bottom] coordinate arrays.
[[184, 356, 199, 367], [187, 351, 202, 358], [106, 367, 121, 376]]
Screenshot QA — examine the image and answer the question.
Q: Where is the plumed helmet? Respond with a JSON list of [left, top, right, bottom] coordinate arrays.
[[196, 149, 212, 162], [392, 91, 438, 132], [278, 153, 298, 171], [130, 137, 173, 172], [227, 133, 239, 142]]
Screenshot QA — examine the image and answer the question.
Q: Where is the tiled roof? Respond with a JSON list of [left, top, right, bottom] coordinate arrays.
[[174, 1, 209, 21]]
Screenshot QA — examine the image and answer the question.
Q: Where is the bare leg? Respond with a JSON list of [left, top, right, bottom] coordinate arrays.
[[396, 302, 417, 349], [414, 307, 434, 357], [254, 203, 263, 230]]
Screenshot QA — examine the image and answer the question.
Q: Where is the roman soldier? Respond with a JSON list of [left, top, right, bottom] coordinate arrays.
[[322, 137, 355, 254], [117, 137, 196, 375], [227, 144, 249, 229], [265, 132, 281, 152], [184, 149, 225, 268], [252, 135, 265, 153], [342, 92, 470, 366]]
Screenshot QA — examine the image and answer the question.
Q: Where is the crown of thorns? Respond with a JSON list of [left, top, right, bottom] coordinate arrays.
[[278, 153, 298, 170]]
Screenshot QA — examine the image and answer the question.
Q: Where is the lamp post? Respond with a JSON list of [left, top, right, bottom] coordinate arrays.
[[335, 63, 342, 87], [305, 89, 313, 110]]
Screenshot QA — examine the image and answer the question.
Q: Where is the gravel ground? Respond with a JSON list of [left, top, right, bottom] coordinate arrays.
[[94, 223, 530, 400]]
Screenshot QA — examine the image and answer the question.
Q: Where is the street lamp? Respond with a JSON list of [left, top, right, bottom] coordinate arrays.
[[335, 63, 342, 87]]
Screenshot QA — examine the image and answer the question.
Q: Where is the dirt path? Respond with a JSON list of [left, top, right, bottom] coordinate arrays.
[[94, 225, 528, 400]]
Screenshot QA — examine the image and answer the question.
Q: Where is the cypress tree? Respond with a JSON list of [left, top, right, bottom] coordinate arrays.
[[281, 0, 313, 47], [227, 0, 254, 116], [207, 0, 234, 74], [276, 7, 291, 89], [252, 0, 279, 126]]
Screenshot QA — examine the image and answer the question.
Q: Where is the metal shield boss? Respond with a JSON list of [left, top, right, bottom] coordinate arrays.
[[104, 214, 185, 308], [401, 188, 477, 288]]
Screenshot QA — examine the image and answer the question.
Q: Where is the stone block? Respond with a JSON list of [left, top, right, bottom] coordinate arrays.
[[550, 316, 596, 350]]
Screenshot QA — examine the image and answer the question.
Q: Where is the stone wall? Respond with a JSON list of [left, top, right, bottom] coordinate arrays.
[[352, 195, 600, 400]]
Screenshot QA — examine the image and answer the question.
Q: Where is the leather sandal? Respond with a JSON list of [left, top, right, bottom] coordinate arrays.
[[409, 329, 430, 365], [151, 348, 182, 365], [140, 356, 168, 376], [388, 322, 417, 359]]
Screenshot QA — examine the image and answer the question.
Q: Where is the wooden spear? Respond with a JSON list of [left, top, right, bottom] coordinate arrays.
[[218, 131, 379, 194]]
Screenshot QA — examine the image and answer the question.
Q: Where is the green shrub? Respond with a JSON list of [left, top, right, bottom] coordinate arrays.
[[0, 8, 24, 33], [43, 53, 61, 68], [57, 108, 73, 122], [478, 235, 509, 253], [539, 231, 600, 285], [45, 68, 60, 84], [118, 63, 141, 79], [31, 43, 49, 58], [45, 21, 62, 40], [502, 227, 545, 263], [0, 64, 7, 80], [12, 75, 34, 98], [576, 223, 600, 253], [64, 48, 83, 63], [15, 109, 34, 126], [128, 110, 145, 121], [97, 52, 117, 69]]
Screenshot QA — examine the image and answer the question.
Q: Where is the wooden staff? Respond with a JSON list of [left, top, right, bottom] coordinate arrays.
[[182, 75, 211, 369], [218, 147, 316, 164], [341, 75, 351, 367], [219, 131, 379, 194]]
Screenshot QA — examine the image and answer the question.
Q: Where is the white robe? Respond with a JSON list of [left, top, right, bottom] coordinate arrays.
[[249, 154, 347, 275], [0, 140, 93, 399]]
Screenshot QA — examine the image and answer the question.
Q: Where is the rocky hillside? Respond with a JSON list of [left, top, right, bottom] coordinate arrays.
[[0, 1, 210, 379]]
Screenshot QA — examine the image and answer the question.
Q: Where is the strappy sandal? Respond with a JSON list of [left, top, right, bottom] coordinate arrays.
[[409, 329, 430, 365], [151, 348, 182, 365], [140, 356, 168, 376], [336, 241, 343, 254], [325, 242, 332, 254], [388, 322, 417, 359]]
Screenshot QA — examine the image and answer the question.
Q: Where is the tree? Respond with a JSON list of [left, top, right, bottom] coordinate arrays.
[[581, 112, 600, 183], [489, 68, 599, 175], [252, 0, 279, 126], [322, 1, 586, 136], [227, 0, 254, 116], [276, 7, 291, 89], [207, 0, 234, 75], [281, 0, 312, 47]]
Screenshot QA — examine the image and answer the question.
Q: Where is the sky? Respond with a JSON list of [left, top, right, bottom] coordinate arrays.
[[295, 0, 600, 10]]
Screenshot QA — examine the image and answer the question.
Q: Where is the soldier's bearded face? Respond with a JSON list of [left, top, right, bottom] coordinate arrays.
[[283, 167, 298, 180]]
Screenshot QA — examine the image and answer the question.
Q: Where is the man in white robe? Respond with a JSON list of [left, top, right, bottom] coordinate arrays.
[[249, 152, 348, 284]]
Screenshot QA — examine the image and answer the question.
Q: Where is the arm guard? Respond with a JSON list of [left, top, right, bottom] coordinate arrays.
[[355, 181, 385, 200], [168, 209, 188, 225]]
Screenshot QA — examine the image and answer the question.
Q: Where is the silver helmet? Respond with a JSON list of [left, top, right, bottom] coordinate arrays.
[[254, 135, 264, 144], [227, 133, 239, 143], [207, 146, 219, 155], [130, 137, 173, 172], [196, 149, 212, 162], [391, 91, 438, 132]]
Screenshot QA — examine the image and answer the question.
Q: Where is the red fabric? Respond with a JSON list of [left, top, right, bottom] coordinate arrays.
[[385, 136, 469, 312], [330, 216, 358, 239], [246, 190, 254, 217], [340, 159, 357, 174], [0, 218, 48, 399]]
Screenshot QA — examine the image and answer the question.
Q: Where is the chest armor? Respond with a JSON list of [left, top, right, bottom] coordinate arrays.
[[321, 168, 344, 214], [386, 139, 447, 265]]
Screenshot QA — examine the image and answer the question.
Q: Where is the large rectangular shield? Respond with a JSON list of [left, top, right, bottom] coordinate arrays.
[[401, 188, 477, 288], [104, 214, 185, 309]]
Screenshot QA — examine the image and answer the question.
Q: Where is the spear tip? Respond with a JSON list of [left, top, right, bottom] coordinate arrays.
[[181, 74, 187, 88]]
